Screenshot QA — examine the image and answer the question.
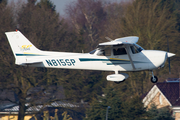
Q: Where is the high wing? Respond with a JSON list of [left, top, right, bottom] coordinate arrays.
[[98, 36, 139, 70], [99, 36, 139, 46]]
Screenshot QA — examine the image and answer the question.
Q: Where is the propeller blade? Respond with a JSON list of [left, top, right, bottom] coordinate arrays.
[[105, 37, 113, 41], [167, 36, 171, 74], [168, 57, 171, 74]]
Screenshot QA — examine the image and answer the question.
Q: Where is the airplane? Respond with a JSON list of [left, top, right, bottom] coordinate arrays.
[[5, 30, 175, 83]]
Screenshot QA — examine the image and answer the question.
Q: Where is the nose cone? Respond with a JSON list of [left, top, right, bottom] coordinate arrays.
[[167, 52, 175, 58]]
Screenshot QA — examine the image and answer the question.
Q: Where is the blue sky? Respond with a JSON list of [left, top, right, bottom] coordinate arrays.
[[46, 0, 76, 15], [8, 0, 128, 16], [8, 0, 76, 15]]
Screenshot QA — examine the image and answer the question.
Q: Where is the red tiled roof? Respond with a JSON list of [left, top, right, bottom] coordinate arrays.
[[156, 82, 180, 106]]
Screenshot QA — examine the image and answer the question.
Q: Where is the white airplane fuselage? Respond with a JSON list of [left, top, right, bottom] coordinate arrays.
[[17, 49, 168, 72], [5, 31, 175, 83]]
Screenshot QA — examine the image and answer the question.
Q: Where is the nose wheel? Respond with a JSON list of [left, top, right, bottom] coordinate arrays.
[[150, 71, 158, 83]]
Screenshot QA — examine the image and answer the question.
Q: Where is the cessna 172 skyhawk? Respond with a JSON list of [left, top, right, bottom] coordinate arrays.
[[5, 30, 175, 83]]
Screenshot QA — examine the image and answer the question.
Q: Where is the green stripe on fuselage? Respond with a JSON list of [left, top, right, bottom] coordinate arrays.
[[16, 53, 45, 56], [79, 58, 130, 65], [79, 58, 146, 65], [79, 58, 128, 62], [79, 58, 110, 61]]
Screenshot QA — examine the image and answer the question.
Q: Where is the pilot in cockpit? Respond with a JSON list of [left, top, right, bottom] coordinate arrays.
[[113, 48, 127, 55]]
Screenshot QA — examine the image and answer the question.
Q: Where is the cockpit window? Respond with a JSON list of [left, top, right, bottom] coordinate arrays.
[[97, 50, 105, 56], [98, 49, 111, 56], [135, 44, 144, 51], [131, 46, 139, 54], [113, 48, 127, 55], [130, 44, 144, 54]]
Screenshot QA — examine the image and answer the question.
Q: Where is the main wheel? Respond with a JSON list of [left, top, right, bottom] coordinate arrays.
[[151, 76, 158, 83]]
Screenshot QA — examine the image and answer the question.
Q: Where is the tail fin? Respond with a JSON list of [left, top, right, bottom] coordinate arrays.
[[5, 30, 41, 65]]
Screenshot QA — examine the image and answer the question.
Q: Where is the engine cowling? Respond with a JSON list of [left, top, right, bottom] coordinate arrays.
[[106, 73, 129, 82]]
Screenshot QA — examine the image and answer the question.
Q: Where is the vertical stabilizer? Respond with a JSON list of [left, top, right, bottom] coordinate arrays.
[[5, 30, 41, 65]]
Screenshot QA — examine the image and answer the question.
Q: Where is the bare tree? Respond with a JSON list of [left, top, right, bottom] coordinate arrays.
[[0, 1, 67, 120], [65, 0, 106, 50], [105, 0, 178, 95], [108, 0, 177, 50]]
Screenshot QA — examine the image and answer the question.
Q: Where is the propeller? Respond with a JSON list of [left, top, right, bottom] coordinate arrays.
[[167, 35, 171, 74], [105, 37, 113, 41]]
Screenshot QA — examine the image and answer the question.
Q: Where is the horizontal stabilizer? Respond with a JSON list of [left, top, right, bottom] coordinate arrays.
[[16, 59, 43, 65]]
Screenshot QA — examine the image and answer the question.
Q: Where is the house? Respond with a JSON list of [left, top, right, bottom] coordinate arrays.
[[142, 78, 180, 120], [0, 101, 82, 120], [0, 86, 86, 120]]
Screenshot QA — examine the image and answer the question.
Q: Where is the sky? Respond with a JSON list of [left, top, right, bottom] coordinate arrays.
[[8, 0, 128, 16], [44, 0, 76, 15], [8, 0, 76, 15], [51, 0, 76, 15]]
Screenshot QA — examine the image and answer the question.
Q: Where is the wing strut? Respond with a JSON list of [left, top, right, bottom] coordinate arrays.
[[124, 45, 136, 70]]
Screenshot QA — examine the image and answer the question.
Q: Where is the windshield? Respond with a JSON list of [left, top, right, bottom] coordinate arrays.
[[131, 44, 144, 54], [135, 44, 144, 51], [89, 49, 96, 54]]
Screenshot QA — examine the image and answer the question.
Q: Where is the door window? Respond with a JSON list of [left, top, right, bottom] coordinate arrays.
[[113, 48, 127, 55]]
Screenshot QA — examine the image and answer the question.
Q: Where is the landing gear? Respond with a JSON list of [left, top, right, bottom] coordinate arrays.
[[114, 79, 126, 84], [151, 76, 158, 83], [150, 71, 158, 83]]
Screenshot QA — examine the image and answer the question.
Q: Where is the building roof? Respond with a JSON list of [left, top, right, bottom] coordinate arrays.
[[0, 85, 66, 111], [0, 89, 18, 110], [1, 101, 80, 113], [156, 82, 180, 106], [143, 79, 180, 107]]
